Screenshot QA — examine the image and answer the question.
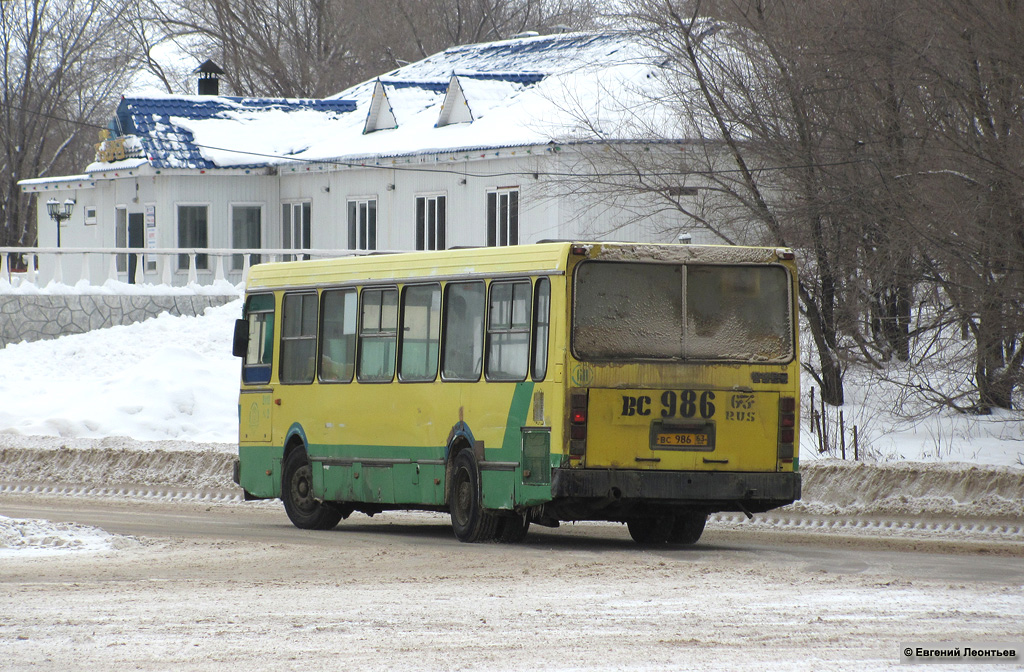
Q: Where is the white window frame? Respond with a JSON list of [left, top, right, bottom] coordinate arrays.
[[486, 187, 519, 247], [348, 197, 378, 251], [282, 201, 311, 261], [231, 203, 263, 270], [416, 194, 447, 251], [176, 203, 210, 271]]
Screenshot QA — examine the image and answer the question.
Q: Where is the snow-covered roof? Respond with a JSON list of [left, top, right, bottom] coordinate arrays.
[[87, 30, 682, 172]]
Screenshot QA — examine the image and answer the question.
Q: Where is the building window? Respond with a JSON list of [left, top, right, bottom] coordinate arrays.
[[486, 280, 531, 381], [279, 292, 318, 384], [348, 198, 377, 251], [282, 202, 311, 261], [177, 205, 208, 270], [232, 205, 262, 270], [416, 195, 446, 250], [486, 187, 519, 247]]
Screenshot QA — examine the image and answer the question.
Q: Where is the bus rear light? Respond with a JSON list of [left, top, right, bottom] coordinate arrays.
[[571, 244, 590, 256], [776, 248, 795, 260], [778, 396, 796, 461], [569, 389, 589, 459]]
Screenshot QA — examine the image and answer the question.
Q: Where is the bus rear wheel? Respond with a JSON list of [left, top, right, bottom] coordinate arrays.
[[496, 513, 530, 543], [282, 447, 343, 530], [449, 450, 498, 543], [626, 515, 673, 545], [668, 511, 707, 545]]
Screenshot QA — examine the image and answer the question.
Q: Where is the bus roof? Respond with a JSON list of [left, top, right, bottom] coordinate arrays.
[[243, 242, 791, 291]]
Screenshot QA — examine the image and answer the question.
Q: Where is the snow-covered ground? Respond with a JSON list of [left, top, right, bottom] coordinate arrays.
[[1, 282, 1022, 555]]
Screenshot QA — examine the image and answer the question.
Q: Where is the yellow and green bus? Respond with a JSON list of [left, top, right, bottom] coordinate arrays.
[[231, 242, 801, 544]]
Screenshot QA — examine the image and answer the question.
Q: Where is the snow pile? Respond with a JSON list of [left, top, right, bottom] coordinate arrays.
[[0, 515, 134, 558], [0, 299, 241, 442]]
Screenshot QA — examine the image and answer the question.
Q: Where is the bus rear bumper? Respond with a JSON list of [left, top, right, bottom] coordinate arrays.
[[549, 468, 801, 516]]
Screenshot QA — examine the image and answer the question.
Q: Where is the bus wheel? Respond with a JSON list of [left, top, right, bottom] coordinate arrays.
[[496, 513, 530, 543], [626, 515, 672, 545], [449, 450, 498, 543], [668, 511, 707, 545], [282, 447, 343, 531]]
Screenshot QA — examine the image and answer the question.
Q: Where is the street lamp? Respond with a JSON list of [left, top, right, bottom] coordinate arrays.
[[46, 198, 75, 247]]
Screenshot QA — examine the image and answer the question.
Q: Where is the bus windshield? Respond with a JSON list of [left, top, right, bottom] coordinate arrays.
[[572, 261, 793, 362]]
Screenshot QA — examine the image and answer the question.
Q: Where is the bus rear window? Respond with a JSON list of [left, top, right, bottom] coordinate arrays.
[[573, 262, 793, 362]]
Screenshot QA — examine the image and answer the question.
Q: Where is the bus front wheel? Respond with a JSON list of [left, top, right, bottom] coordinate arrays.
[[449, 450, 498, 543], [282, 447, 343, 531]]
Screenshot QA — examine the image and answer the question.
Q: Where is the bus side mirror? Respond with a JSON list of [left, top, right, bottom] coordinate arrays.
[[232, 318, 249, 358]]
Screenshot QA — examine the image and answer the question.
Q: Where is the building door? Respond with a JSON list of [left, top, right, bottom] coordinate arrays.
[[127, 213, 144, 283]]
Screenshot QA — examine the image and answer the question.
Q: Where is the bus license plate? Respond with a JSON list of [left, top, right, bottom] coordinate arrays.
[[654, 432, 709, 448]]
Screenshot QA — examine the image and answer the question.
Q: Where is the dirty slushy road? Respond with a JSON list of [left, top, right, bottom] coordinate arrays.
[[1, 494, 1022, 671]]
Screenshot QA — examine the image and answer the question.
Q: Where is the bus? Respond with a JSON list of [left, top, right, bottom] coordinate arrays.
[[231, 242, 801, 544]]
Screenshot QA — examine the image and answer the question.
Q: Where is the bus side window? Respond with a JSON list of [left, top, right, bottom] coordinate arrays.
[[399, 284, 441, 382], [242, 294, 275, 385], [532, 277, 550, 381], [441, 282, 485, 381], [280, 292, 319, 384], [320, 288, 357, 382], [486, 280, 531, 381], [358, 287, 399, 382]]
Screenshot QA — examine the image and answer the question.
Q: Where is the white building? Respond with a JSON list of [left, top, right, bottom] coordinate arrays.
[[19, 31, 721, 285]]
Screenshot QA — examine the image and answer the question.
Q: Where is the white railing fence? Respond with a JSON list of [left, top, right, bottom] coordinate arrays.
[[0, 247, 381, 289]]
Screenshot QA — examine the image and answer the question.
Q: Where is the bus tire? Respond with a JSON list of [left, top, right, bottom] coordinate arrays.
[[449, 450, 498, 543], [495, 513, 530, 543], [668, 511, 707, 545], [282, 447, 343, 531], [626, 515, 672, 545]]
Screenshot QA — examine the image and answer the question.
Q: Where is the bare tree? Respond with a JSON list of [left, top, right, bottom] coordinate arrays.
[[1, 0, 135, 247], [603, 0, 1023, 412], [377, 0, 601, 64], [149, 0, 365, 97], [910, 0, 1024, 412]]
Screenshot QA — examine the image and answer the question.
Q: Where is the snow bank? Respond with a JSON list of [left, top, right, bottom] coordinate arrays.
[[0, 444, 236, 491], [795, 459, 1024, 520], [0, 515, 136, 558], [1, 442, 1021, 524]]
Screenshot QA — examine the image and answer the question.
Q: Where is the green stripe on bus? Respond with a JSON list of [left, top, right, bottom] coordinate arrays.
[[501, 381, 535, 453]]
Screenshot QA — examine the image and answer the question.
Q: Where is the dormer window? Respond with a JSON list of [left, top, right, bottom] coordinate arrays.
[[363, 80, 397, 134]]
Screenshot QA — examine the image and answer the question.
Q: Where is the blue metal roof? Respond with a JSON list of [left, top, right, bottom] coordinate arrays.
[[114, 96, 357, 169]]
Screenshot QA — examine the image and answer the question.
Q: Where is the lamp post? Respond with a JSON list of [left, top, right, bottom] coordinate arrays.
[[45, 198, 75, 248]]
